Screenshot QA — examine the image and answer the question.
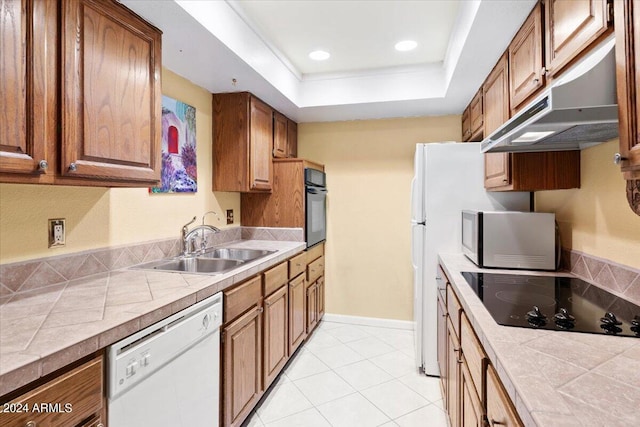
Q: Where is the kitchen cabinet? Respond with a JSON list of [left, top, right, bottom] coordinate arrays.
[[263, 263, 289, 389], [462, 106, 472, 142], [486, 364, 522, 427], [483, 53, 512, 190], [288, 272, 307, 355], [469, 90, 483, 141], [306, 281, 319, 333], [438, 265, 523, 427], [0, 0, 162, 186], [545, 0, 612, 78], [482, 51, 580, 191], [305, 244, 325, 334], [0, 354, 105, 427], [287, 119, 298, 158], [509, 2, 545, 113], [0, 0, 56, 183], [614, 0, 640, 181], [213, 92, 273, 192], [273, 112, 288, 158], [222, 275, 263, 427]]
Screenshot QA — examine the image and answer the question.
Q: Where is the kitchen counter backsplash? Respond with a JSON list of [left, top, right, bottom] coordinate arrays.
[[0, 227, 303, 305], [561, 248, 640, 306]]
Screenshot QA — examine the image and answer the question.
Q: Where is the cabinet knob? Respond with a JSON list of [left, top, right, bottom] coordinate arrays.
[[25, 421, 36, 427], [490, 419, 506, 426], [68, 163, 77, 172], [541, 66, 548, 76], [533, 77, 540, 84], [502, 178, 508, 182], [614, 153, 628, 164], [38, 160, 48, 171]]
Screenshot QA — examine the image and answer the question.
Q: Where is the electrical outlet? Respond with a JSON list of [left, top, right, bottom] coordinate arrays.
[[226, 209, 234, 224], [48, 219, 65, 248]]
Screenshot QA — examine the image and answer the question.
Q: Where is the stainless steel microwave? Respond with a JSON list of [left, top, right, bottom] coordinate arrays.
[[461, 210, 556, 270]]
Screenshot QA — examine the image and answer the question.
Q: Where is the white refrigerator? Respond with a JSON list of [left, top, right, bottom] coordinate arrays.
[[411, 142, 530, 376]]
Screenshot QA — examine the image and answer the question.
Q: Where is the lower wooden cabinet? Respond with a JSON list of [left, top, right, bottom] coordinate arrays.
[[263, 285, 289, 389], [317, 277, 325, 320], [439, 264, 523, 427], [306, 281, 319, 333], [288, 274, 307, 354], [0, 355, 105, 427], [222, 304, 263, 427], [486, 364, 522, 427]]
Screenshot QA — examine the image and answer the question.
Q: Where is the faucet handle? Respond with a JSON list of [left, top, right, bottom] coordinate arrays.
[[182, 216, 197, 233]]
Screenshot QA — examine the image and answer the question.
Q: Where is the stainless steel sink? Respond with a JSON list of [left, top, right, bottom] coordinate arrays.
[[135, 257, 244, 274], [199, 248, 275, 262]]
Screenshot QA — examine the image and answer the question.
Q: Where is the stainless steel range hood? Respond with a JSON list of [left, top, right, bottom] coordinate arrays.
[[481, 36, 618, 153]]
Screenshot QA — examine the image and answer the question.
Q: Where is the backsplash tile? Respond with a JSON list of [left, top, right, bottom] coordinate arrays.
[[562, 249, 640, 306], [0, 226, 301, 304]]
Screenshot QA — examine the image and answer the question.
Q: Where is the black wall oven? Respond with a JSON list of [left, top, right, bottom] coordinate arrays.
[[305, 168, 327, 248]]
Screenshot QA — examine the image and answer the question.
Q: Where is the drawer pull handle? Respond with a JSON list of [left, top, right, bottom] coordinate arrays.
[[26, 422, 37, 427], [490, 419, 506, 426]]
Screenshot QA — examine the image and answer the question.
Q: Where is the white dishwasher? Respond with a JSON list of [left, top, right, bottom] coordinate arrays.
[[108, 292, 222, 427]]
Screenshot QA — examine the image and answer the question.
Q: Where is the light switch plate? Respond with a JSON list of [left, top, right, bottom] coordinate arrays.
[[48, 219, 65, 248]]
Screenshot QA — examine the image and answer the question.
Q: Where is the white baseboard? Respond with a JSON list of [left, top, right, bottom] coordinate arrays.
[[322, 313, 414, 330]]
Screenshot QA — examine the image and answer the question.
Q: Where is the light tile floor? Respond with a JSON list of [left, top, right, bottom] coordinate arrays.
[[244, 321, 448, 427]]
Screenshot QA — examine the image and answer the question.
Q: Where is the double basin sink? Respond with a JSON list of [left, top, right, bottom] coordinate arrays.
[[134, 248, 275, 275]]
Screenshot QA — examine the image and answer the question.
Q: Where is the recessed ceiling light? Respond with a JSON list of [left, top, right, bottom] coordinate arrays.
[[309, 50, 330, 61], [395, 40, 417, 52]]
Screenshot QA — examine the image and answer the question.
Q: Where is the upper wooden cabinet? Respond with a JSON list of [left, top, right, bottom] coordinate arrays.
[[213, 92, 273, 192], [545, 0, 612, 78], [287, 119, 298, 158], [61, 0, 161, 183], [462, 106, 472, 141], [0, 0, 56, 183], [274, 113, 299, 159], [0, 0, 161, 186], [469, 90, 483, 141], [509, 2, 545, 113], [273, 112, 288, 158], [614, 0, 640, 181], [483, 54, 510, 137]]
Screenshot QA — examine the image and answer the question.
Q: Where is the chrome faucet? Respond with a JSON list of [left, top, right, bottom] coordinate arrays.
[[180, 213, 221, 256]]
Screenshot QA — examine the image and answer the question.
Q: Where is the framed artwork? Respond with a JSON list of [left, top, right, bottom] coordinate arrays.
[[151, 95, 197, 193]]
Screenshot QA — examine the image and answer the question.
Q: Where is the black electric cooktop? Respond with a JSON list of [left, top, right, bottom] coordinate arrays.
[[461, 272, 640, 338]]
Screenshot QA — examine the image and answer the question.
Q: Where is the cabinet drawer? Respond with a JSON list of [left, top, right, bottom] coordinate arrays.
[[264, 262, 288, 297], [288, 252, 306, 279], [446, 284, 462, 338], [224, 275, 262, 322], [307, 256, 324, 284], [0, 355, 103, 427], [306, 243, 324, 264], [461, 313, 487, 402]]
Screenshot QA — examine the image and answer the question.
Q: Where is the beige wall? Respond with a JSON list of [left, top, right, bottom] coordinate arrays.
[[0, 69, 240, 263], [299, 116, 461, 321], [536, 139, 640, 269]]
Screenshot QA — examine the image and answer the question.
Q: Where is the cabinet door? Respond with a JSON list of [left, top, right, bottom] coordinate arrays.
[[0, 0, 56, 181], [446, 320, 460, 427], [317, 276, 325, 321], [469, 90, 483, 139], [249, 97, 274, 191], [437, 293, 448, 400], [273, 112, 288, 158], [615, 0, 640, 180], [288, 274, 307, 354], [483, 54, 511, 189], [545, 0, 610, 77], [486, 364, 523, 427], [460, 360, 484, 427], [509, 2, 544, 113], [60, 0, 161, 183], [223, 305, 263, 427], [263, 285, 288, 389], [287, 119, 298, 158], [461, 107, 471, 142], [306, 282, 318, 333]]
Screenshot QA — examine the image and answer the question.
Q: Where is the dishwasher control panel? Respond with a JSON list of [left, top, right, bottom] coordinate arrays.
[[107, 292, 223, 399]]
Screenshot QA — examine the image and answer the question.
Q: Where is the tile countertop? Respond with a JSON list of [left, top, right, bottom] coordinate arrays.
[[0, 240, 306, 397], [438, 253, 640, 427]]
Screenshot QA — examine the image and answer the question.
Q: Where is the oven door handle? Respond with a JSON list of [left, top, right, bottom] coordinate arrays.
[[306, 187, 328, 194]]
